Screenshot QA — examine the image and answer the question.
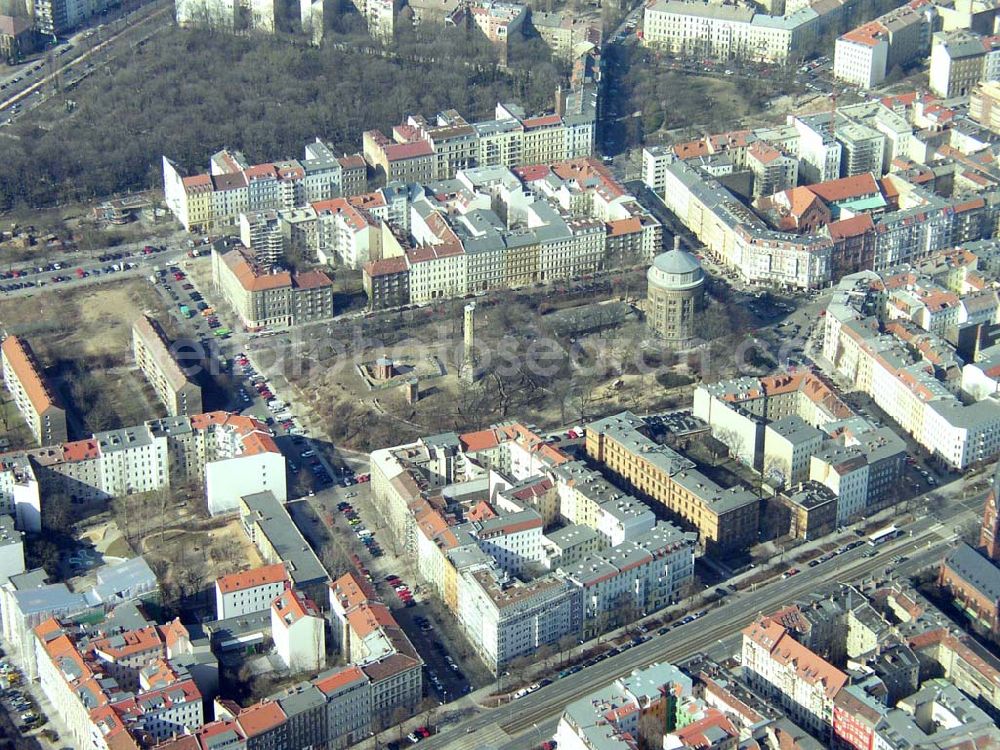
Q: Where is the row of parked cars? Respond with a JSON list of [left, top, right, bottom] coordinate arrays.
[[384, 573, 411, 603], [385, 725, 433, 748], [339, 502, 382, 556]]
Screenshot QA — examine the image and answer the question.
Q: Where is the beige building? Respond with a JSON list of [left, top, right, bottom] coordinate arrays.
[[645, 242, 705, 346], [530, 11, 602, 60], [1, 336, 67, 447], [971, 80, 1000, 132], [132, 315, 203, 417], [585, 412, 760, 554], [211, 245, 334, 330]]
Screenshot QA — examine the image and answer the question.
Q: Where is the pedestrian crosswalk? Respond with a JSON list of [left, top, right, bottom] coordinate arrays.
[[437, 722, 510, 750]]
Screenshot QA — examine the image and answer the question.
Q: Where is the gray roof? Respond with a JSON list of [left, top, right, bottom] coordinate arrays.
[[94, 424, 155, 452], [88, 556, 158, 605], [275, 682, 327, 716], [767, 415, 822, 445], [242, 492, 330, 589], [943, 543, 1000, 602], [13, 583, 87, 617], [546, 524, 600, 550], [651, 248, 701, 276], [0, 514, 21, 547]]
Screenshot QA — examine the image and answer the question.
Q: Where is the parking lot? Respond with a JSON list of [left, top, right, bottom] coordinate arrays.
[[0, 661, 46, 738]]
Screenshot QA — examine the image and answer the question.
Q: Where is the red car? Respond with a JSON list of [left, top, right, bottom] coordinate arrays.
[[415, 727, 431, 738]]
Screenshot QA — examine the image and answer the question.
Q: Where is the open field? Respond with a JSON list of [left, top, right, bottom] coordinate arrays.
[[0, 277, 172, 434], [0, 276, 167, 364], [266, 277, 751, 452]]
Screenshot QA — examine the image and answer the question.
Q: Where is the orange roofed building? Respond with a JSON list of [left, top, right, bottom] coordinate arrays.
[[214, 563, 290, 620], [741, 614, 849, 738], [1, 335, 67, 447], [211, 245, 334, 330], [33, 617, 204, 750]]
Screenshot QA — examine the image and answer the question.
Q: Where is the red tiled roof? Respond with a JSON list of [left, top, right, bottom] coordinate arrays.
[[314, 665, 366, 695], [216, 563, 289, 594], [827, 214, 874, 239], [364, 256, 409, 277], [1, 335, 61, 414], [807, 173, 880, 203], [237, 701, 286, 737], [62, 439, 100, 462]]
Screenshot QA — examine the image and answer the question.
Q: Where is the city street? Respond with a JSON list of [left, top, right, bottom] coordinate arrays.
[[377, 489, 979, 750]]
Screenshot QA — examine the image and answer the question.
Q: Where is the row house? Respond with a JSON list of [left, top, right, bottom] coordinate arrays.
[[162, 143, 366, 233]]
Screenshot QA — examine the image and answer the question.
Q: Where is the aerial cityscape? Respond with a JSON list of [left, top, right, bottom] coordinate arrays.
[[3, 0, 1000, 748]]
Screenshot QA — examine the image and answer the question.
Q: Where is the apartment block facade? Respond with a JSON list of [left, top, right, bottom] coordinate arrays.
[[211, 245, 335, 330], [162, 141, 366, 233], [132, 315, 203, 417], [1, 335, 67, 447], [585, 412, 759, 554]]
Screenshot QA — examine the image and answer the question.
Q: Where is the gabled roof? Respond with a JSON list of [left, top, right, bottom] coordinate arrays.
[[236, 701, 286, 737], [216, 563, 289, 594], [1, 335, 62, 414]]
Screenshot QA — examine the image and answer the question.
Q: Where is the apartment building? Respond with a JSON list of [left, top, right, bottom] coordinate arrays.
[[360, 160, 657, 307], [764, 416, 825, 485], [368, 422, 700, 670], [0, 15, 34, 61], [555, 663, 695, 750], [824, 271, 1000, 469], [742, 614, 848, 738], [642, 0, 838, 64], [272, 588, 326, 673], [530, 11, 602, 60], [132, 315, 203, 418], [834, 1, 934, 89], [695, 370, 904, 522], [33, 0, 115, 35], [469, 0, 526, 63], [211, 245, 334, 330], [238, 491, 330, 600], [163, 659, 393, 749], [313, 197, 382, 269], [747, 141, 798, 198], [348, 0, 399, 40], [214, 563, 290, 620], [835, 23, 890, 88], [662, 155, 991, 290], [560, 522, 696, 638], [585, 412, 759, 554], [19, 411, 284, 520], [971, 79, 1000, 131], [930, 30, 994, 97], [163, 143, 366, 232], [32, 612, 207, 750], [457, 565, 580, 671], [1, 335, 67, 447], [328, 571, 423, 718], [0, 455, 40, 533], [238, 210, 285, 270]]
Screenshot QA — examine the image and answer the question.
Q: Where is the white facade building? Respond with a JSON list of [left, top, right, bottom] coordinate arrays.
[[214, 563, 290, 620], [271, 588, 326, 673]]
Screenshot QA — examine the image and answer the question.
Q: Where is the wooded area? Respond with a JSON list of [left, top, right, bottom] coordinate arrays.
[[0, 24, 564, 211]]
